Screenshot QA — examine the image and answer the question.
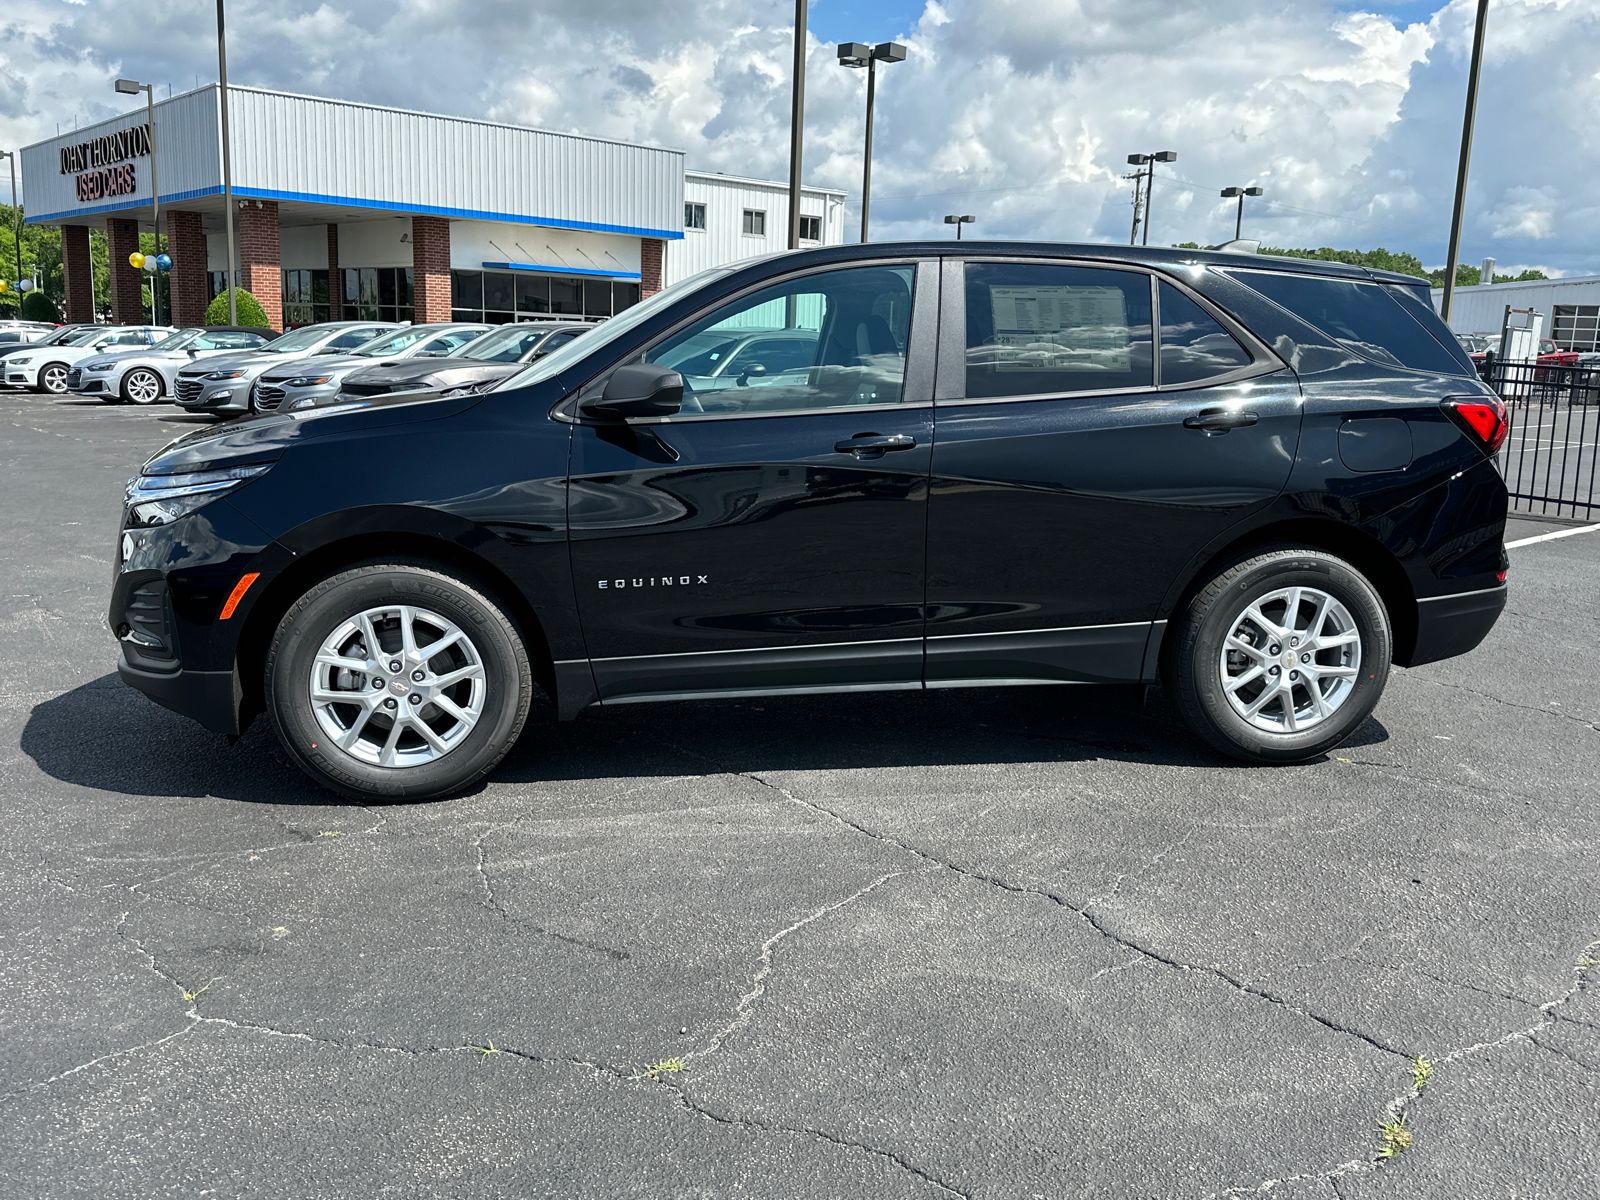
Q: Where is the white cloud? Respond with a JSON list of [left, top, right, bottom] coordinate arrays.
[[3, 0, 1598, 274]]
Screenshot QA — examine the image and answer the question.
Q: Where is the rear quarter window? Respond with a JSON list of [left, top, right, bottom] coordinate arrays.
[[1229, 270, 1470, 376]]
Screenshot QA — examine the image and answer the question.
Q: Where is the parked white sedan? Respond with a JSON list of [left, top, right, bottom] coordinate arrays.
[[5, 326, 171, 394], [67, 326, 276, 404]]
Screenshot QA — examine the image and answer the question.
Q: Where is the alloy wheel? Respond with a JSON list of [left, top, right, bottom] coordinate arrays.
[[309, 604, 487, 768], [41, 364, 67, 393], [1219, 585, 1362, 734], [125, 370, 162, 405]]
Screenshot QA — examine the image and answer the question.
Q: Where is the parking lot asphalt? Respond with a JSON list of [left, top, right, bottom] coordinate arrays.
[[2, 389, 1597, 1200]]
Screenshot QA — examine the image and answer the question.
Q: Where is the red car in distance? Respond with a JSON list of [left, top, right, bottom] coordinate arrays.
[[1538, 338, 1580, 367]]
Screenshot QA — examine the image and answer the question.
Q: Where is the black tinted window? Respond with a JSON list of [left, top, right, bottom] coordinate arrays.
[[964, 263, 1152, 398], [1158, 282, 1251, 385], [1236, 271, 1468, 376], [1383, 283, 1477, 374]]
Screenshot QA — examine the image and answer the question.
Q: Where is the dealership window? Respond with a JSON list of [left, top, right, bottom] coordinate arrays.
[[964, 262, 1154, 399], [342, 267, 413, 325], [742, 209, 766, 236], [449, 269, 633, 322], [799, 215, 821, 242], [685, 202, 706, 230], [1553, 305, 1600, 353], [282, 269, 331, 328]]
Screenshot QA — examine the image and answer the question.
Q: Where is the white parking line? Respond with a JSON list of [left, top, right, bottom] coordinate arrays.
[[1505, 522, 1600, 549]]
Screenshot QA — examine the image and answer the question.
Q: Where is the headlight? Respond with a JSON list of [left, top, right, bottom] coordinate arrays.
[[285, 396, 317, 411], [87, 362, 114, 372], [12, 356, 32, 365], [284, 375, 332, 387], [124, 463, 273, 528], [205, 369, 245, 380]]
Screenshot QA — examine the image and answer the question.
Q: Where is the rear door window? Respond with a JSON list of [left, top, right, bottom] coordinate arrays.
[[963, 262, 1152, 398], [1231, 270, 1469, 376], [1382, 283, 1478, 374], [1158, 282, 1252, 386]]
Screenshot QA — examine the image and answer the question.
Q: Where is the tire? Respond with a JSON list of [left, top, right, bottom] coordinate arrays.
[[1164, 547, 1391, 764], [122, 368, 164, 405], [265, 562, 532, 800], [37, 362, 69, 394]]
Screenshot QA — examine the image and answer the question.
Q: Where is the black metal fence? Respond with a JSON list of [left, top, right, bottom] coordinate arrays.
[[1481, 359, 1600, 520]]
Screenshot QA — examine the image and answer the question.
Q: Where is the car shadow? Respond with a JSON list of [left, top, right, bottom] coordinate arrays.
[[22, 673, 1392, 806]]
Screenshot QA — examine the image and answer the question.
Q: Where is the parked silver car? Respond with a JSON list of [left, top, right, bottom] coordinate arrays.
[[257, 323, 490, 412], [173, 321, 403, 415], [68, 326, 276, 404], [4, 326, 172, 393]]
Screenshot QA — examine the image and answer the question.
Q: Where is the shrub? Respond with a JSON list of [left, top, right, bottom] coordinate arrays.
[[20, 292, 62, 323], [204, 288, 269, 327]]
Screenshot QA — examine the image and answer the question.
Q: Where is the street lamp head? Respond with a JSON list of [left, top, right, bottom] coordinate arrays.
[[1153, 151, 1177, 163], [837, 43, 871, 67], [944, 214, 975, 224], [1220, 187, 1242, 197], [871, 42, 907, 63], [1127, 153, 1150, 165], [1244, 187, 1264, 197], [114, 78, 145, 95]]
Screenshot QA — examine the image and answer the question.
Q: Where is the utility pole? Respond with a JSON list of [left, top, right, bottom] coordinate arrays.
[[1126, 169, 1145, 245], [218, 0, 238, 324], [1441, 0, 1490, 326], [786, 0, 806, 250], [1126, 152, 1174, 245]]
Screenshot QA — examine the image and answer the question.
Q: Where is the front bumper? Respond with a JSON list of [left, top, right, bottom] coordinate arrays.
[[5, 365, 38, 387], [67, 371, 115, 395], [118, 650, 243, 734], [1409, 583, 1508, 667], [174, 379, 246, 411]]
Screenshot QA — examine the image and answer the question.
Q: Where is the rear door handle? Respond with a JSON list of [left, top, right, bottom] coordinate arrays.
[[835, 433, 917, 456], [1183, 407, 1259, 432]]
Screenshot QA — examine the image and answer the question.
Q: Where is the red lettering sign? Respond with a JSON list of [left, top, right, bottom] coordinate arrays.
[[75, 163, 137, 203]]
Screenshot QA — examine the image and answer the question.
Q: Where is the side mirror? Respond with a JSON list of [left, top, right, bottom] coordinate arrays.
[[578, 363, 683, 420], [187, 348, 199, 357]]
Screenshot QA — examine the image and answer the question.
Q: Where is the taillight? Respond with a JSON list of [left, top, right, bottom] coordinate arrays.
[[1442, 395, 1509, 454]]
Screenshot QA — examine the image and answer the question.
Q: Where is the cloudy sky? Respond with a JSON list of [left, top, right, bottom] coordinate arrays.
[[4, 0, 1596, 275]]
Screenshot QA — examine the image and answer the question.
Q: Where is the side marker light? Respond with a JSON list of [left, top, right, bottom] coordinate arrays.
[[220, 572, 261, 620]]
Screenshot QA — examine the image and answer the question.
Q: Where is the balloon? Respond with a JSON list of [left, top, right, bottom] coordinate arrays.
[[155, 254, 172, 271], [128, 251, 146, 269], [16, 279, 33, 293], [0, 280, 8, 294]]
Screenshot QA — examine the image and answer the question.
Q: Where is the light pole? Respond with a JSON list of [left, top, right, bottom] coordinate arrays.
[[1220, 186, 1263, 241], [1126, 151, 1176, 246], [217, 0, 238, 324], [787, 0, 806, 251], [944, 214, 975, 240], [838, 41, 906, 243], [115, 78, 161, 325], [0, 150, 20, 311], [1441, 0, 1490, 326]]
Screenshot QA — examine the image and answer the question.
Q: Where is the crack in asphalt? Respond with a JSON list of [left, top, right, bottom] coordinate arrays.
[[1406, 675, 1599, 732], [470, 818, 632, 961], [659, 740, 1410, 1062]]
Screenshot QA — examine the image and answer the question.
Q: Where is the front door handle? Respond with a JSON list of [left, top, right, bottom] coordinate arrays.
[[1183, 407, 1259, 432], [835, 433, 917, 456]]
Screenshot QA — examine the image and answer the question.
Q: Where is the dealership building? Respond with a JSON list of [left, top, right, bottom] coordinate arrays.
[[20, 84, 845, 330], [1433, 274, 1600, 352]]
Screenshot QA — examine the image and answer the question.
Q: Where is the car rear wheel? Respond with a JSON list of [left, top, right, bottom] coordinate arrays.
[[36, 362, 69, 394], [122, 369, 164, 405], [1165, 547, 1391, 764], [265, 562, 532, 800]]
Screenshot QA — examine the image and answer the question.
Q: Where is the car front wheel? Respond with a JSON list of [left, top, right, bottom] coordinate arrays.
[[1165, 547, 1391, 764], [265, 562, 533, 800], [122, 369, 164, 405], [37, 362, 69, 394]]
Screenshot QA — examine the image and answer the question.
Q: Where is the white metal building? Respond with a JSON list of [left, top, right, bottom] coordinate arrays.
[[21, 85, 845, 330], [1433, 275, 1600, 350], [670, 171, 847, 285]]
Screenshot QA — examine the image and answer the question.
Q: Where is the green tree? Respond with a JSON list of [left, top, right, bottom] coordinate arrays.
[[1258, 245, 1429, 280], [205, 288, 268, 327], [0, 207, 115, 318], [21, 291, 61, 322], [1427, 264, 1548, 288]]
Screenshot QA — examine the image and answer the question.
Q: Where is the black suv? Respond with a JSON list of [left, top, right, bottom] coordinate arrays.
[[112, 243, 1509, 799]]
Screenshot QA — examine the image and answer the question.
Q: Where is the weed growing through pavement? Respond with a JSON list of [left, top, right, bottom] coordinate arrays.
[[1411, 1057, 1433, 1091], [1377, 1112, 1413, 1158], [469, 1040, 500, 1061], [180, 981, 212, 1003], [631, 1057, 686, 1081], [1580, 955, 1598, 969]]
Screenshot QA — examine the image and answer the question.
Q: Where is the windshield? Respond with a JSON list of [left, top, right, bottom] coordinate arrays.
[[261, 326, 334, 354], [411, 328, 488, 357], [492, 265, 737, 391], [64, 327, 104, 346], [353, 328, 435, 357], [459, 324, 557, 363], [151, 328, 204, 351]]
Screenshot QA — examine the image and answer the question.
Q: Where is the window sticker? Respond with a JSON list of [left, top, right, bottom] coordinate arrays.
[[988, 286, 1130, 371]]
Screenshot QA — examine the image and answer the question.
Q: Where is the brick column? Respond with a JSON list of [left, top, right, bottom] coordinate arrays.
[[237, 199, 282, 330], [640, 237, 664, 298], [166, 210, 210, 327], [327, 224, 341, 319], [106, 218, 145, 324], [411, 216, 452, 323], [61, 224, 95, 324]]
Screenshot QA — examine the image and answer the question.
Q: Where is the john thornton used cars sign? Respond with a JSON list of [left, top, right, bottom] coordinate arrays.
[[59, 124, 150, 203]]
